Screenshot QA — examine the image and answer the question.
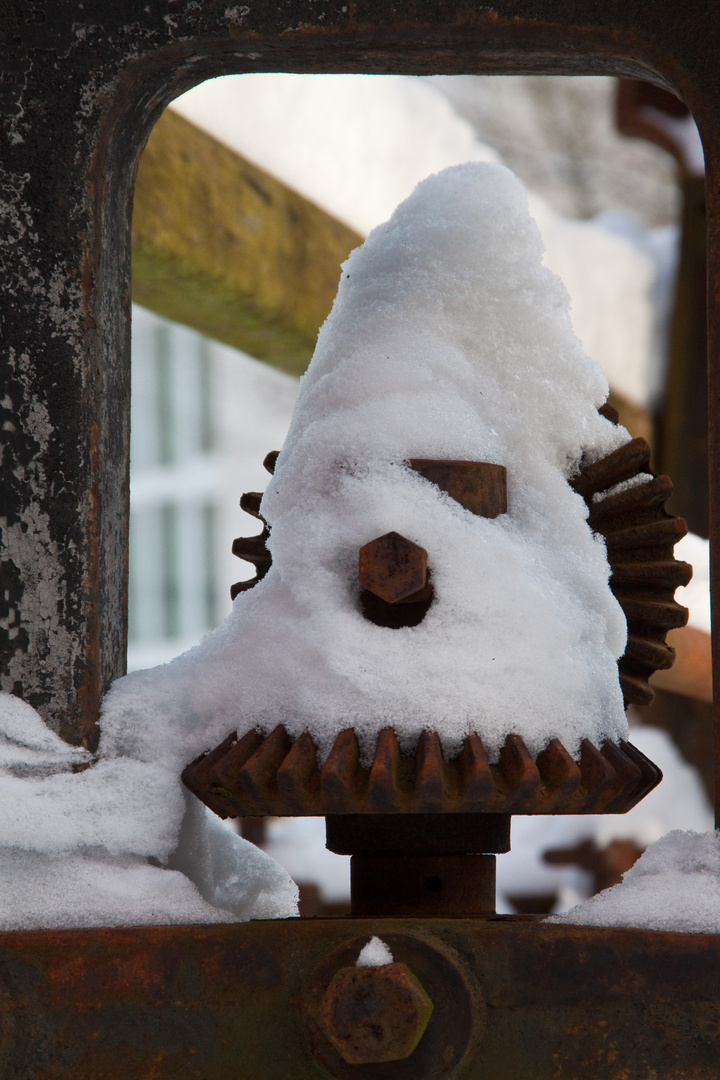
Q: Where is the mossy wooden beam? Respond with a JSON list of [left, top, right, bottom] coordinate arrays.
[[132, 109, 363, 376]]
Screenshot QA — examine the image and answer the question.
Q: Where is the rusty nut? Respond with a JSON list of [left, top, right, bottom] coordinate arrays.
[[358, 531, 428, 604], [319, 961, 434, 1065]]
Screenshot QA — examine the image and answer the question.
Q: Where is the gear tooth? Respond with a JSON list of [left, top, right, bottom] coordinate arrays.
[[624, 634, 675, 671], [619, 739, 663, 803], [457, 735, 494, 809], [535, 738, 581, 810], [181, 732, 239, 818], [231, 578, 258, 600], [415, 731, 446, 811], [235, 725, 291, 814], [497, 735, 541, 810], [604, 517, 688, 552], [601, 740, 645, 812], [599, 401, 619, 424], [578, 740, 618, 811], [263, 449, 280, 474], [277, 733, 322, 814], [615, 596, 688, 630], [610, 559, 692, 589], [210, 729, 265, 810], [239, 491, 264, 518], [619, 671, 656, 708], [321, 729, 364, 813], [368, 728, 404, 812], [587, 474, 675, 528], [572, 437, 651, 500]]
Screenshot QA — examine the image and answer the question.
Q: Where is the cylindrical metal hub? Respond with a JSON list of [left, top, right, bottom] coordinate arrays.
[[327, 812, 510, 916], [350, 853, 497, 917]]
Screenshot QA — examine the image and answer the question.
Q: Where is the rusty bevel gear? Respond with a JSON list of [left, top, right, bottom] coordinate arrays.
[[569, 425, 690, 708], [182, 724, 661, 819], [198, 411, 686, 820]]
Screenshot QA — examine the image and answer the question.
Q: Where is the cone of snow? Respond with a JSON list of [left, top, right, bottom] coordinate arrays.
[[104, 161, 631, 774]]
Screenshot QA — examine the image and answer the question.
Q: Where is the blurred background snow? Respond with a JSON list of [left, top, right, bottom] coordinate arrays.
[[128, 73, 712, 918]]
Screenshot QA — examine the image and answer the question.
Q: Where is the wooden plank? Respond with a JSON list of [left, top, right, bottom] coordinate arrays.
[[132, 109, 363, 376]]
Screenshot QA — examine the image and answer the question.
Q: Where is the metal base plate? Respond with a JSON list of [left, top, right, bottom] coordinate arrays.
[[0, 917, 718, 1078]]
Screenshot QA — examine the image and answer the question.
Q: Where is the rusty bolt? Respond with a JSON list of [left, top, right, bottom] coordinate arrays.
[[319, 961, 434, 1064], [358, 531, 428, 603]]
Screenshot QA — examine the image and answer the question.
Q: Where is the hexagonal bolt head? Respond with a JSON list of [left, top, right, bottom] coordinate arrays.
[[358, 532, 428, 604], [319, 961, 434, 1065]]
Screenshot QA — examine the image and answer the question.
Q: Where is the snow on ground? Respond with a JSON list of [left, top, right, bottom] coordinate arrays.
[[0, 692, 298, 930], [548, 829, 720, 934]]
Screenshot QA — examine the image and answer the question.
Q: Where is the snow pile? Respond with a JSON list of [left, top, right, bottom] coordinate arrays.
[[105, 161, 630, 765], [357, 937, 394, 967], [0, 692, 298, 930], [548, 830, 720, 934]]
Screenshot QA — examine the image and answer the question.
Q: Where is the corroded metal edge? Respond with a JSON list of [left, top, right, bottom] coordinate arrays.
[[181, 725, 661, 819]]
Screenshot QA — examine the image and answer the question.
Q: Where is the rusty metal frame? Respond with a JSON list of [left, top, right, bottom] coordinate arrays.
[[1, 919, 719, 1078], [2, 1, 720, 1077]]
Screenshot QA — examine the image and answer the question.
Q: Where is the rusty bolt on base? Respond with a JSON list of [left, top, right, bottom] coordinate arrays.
[[319, 962, 434, 1065]]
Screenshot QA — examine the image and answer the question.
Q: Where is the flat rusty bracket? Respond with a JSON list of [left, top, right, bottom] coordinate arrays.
[[0, 919, 717, 1078], [409, 459, 507, 517]]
